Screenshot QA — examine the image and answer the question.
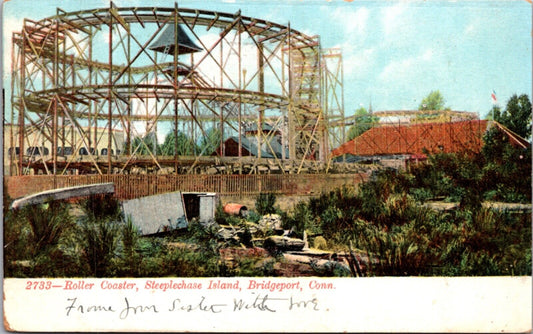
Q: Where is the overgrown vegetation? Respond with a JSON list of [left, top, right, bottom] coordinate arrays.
[[4, 193, 279, 277], [4, 157, 530, 277], [280, 92, 532, 275], [284, 163, 531, 276], [4, 94, 531, 277], [255, 192, 278, 215]]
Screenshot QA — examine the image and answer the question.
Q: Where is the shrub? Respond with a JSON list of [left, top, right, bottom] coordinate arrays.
[[4, 209, 33, 263], [78, 216, 120, 277], [22, 201, 74, 256], [163, 247, 220, 277], [246, 210, 262, 224], [285, 201, 316, 236], [255, 193, 277, 215], [377, 193, 418, 228], [5, 200, 87, 277], [230, 257, 276, 277], [313, 236, 327, 250], [80, 194, 121, 221], [115, 216, 142, 276], [362, 223, 430, 276]]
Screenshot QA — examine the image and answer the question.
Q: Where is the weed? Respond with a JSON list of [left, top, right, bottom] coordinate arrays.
[[78, 215, 120, 277], [255, 193, 278, 215]]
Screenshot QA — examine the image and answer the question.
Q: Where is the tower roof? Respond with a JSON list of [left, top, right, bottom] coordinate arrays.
[[149, 24, 202, 55]]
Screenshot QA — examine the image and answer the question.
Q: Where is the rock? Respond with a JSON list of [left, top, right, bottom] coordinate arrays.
[[258, 214, 284, 235], [216, 225, 254, 246], [283, 253, 351, 276], [244, 221, 259, 235], [217, 227, 238, 241]]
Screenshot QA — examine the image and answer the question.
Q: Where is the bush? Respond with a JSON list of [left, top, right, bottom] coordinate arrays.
[[115, 216, 142, 276], [255, 193, 277, 215], [78, 216, 120, 277], [22, 201, 74, 256], [285, 201, 319, 237], [5, 201, 86, 277], [4, 209, 33, 264], [229, 257, 276, 277], [163, 247, 220, 277], [409, 187, 433, 203], [313, 236, 328, 250], [80, 194, 121, 221], [246, 210, 262, 224]]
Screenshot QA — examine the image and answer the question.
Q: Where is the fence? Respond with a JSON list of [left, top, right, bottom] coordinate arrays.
[[5, 173, 369, 200]]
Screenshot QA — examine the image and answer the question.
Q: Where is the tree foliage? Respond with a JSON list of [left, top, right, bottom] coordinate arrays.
[[132, 133, 159, 155], [494, 94, 531, 138], [482, 94, 532, 202], [159, 131, 196, 156], [197, 127, 222, 156], [347, 107, 379, 140], [418, 90, 449, 111]]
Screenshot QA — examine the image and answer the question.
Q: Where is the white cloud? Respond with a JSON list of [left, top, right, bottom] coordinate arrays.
[[100, 25, 128, 46], [378, 47, 439, 84], [2, 15, 23, 80], [193, 31, 271, 91], [344, 47, 376, 77], [420, 48, 434, 61], [380, 2, 408, 37], [373, 46, 451, 110], [331, 6, 369, 37], [325, 6, 373, 77]]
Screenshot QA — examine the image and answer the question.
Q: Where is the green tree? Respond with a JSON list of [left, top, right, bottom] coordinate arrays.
[[496, 94, 531, 138], [485, 105, 502, 121], [418, 90, 449, 111], [482, 94, 531, 202], [132, 133, 159, 155], [198, 127, 222, 155], [347, 107, 379, 140], [159, 131, 196, 156]]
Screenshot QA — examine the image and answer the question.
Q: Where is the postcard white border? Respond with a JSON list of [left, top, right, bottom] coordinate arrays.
[[3, 277, 532, 332]]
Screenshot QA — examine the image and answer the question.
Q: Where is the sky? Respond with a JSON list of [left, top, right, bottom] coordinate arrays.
[[1, 0, 531, 119]]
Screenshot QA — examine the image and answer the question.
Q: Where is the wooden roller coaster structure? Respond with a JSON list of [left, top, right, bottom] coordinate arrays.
[[8, 2, 347, 176]]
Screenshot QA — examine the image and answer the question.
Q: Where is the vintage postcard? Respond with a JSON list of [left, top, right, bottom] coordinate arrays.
[[2, 0, 531, 332]]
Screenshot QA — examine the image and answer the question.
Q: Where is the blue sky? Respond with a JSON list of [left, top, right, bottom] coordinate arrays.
[[2, 0, 531, 119]]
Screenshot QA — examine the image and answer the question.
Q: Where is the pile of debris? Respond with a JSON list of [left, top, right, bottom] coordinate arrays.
[[214, 204, 367, 277]]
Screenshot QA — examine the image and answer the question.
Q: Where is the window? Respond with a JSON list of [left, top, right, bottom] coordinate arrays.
[[79, 147, 97, 155], [100, 148, 114, 155], [57, 147, 73, 155], [26, 146, 49, 156], [8, 147, 20, 156]]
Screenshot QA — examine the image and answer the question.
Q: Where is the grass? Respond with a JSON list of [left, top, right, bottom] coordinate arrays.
[[4, 150, 531, 277]]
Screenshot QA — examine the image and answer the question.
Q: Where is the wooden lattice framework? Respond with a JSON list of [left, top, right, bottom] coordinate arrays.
[[8, 2, 344, 176]]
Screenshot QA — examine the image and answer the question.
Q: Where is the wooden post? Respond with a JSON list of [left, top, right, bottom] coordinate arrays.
[[107, 2, 113, 174]]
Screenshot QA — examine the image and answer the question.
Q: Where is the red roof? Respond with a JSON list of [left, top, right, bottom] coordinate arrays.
[[331, 120, 490, 157]]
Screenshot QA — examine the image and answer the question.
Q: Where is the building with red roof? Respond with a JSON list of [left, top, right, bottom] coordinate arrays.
[[331, 120, 529, 163]]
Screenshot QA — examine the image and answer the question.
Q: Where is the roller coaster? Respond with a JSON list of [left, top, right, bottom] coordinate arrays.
[[8, 3, 346, 175]]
